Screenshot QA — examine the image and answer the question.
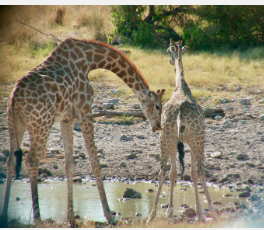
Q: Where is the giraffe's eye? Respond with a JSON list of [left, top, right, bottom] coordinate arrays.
[[156, 105, 160, 110]]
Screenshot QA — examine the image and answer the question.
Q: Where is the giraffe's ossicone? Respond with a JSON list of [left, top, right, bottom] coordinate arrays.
[[0, 38, 165, 227]]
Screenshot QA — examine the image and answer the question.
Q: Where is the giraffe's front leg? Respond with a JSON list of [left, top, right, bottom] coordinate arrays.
[[60, 120, 76, 227], [79, 115, 116, 225]]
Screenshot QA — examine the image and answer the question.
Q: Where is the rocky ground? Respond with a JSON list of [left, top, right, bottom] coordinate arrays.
[[1, 81, 264, 225]]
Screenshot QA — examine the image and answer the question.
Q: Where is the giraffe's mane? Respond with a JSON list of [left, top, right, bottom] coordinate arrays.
[[69, 38, 150, 88]]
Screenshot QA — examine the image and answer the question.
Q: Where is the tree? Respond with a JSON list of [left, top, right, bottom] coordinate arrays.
[[110, 6, 187, 48]]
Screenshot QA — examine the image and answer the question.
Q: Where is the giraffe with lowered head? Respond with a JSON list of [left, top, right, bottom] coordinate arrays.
[[147, 38, 214, 222], [0, 38, 165, 227]]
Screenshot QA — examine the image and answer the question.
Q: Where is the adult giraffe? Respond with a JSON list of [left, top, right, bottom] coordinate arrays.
[[1, 38, 165, 227], [147, 38, 214, 223]]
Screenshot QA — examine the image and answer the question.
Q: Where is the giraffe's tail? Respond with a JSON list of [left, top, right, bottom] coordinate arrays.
[[177, 108, 185, 180], [9, 91, 23, 179]]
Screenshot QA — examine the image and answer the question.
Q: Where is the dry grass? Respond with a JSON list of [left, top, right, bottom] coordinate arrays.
[[0, 5, 264, 106]]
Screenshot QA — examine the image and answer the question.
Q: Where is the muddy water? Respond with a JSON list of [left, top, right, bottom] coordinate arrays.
[[0, 179, 250, 224]]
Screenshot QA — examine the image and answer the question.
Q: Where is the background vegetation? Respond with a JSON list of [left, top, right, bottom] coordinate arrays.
[[0, 5, 264, 104]]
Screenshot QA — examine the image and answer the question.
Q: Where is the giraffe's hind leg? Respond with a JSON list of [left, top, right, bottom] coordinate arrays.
[[1, 117, 26, 226], [190, 152, 203, 219], [147, 137, 171, 223], [167, 148, 177, 218], [60, 119, 76, 227], [26, 121, 53, 223]]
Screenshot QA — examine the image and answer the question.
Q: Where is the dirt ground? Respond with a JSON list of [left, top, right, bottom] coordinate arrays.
[[1, 82, 264, 184], [1, 81, 264, 226]]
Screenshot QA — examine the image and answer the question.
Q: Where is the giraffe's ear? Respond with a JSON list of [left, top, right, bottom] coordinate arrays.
[[182, 46, 188, 54]]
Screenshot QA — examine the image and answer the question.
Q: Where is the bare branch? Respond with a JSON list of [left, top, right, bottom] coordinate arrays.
[[93, 108, 225, 119], [16, 19, 62, 42]]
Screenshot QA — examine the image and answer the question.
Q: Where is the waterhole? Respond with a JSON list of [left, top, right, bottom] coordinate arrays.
[[0, 179, 251, 224]]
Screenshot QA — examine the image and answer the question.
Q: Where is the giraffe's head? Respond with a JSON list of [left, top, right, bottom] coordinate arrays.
[[141, 88, 165, 132], [167, 38, 187, 65]]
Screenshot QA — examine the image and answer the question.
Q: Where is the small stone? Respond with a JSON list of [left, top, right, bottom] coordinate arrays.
[[123, 188, 142, 198], [154, 154, 160, 161], [260, 135, 264, 142], [2, 150, 9, 157], [215, 115, 223, 121], [221, 98, 228, 103], [136, 134, 145, 139], [247, 179, 254, 184], [238, 191, 251, 197], [132, 104, 140, 109], [246, 162, 255, 168], [240, 98, 252, 105], [233, 174, 240, 178], [183, 175, 191, 181], [183, 208, 196, 217], [146, 189, 155, 192], [92, 104, 98, 109], [222, 119, 233, 128], [120, 162, 126, 168], [135, 212, 142, 216], [111, 89, 120, 94], [211, 151, 222, 158], [120, 135, 133, 141], [236, 153, 248, 160], [213, 200, 222, 205], [161, 203, 169, 208], [53, 163, 58, 169], [125, 153, 137, 160], [107, 98, 119, 104], [100, 164, 108, 168], [73, 176, 82, 183], [103, 103, 115, 110], [250, 194, 261, 201]]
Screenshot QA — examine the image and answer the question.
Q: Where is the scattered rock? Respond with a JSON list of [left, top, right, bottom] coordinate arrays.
[[103, 103, 115, 110], [213, 200, 222, 205], [246, 162, 255, 168], [100, 164, 108, 168], [161, 203, 169, 208], [120, 135, 133, 141], [2, 149, 9, 157], [125, 153, 137, 160], [221, 98, 228, 103], [123, 188, 142, 198], [183, 175, 191, 181], [107, 98, 119, 104], [238, 191, 251, 198], [222, 119, 233, 128], [250, 194, 261, 201], [183, 208, 196, 218], [211, 151, 222, 158], [120, 162, 126, 168], [240, 98, 252, 105], [236, 153, 248, 160], [73, 176, 82, 183]]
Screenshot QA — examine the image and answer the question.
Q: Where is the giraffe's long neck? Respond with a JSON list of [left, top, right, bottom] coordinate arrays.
[[47, 38, 150, 102], [174, 49, 196, 102]]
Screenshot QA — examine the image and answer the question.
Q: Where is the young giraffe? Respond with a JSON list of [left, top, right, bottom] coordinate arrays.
[[0, 38, 165, 227], [147, 38, 214, 222]]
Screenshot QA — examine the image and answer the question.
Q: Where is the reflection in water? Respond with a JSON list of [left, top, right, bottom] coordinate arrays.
[[0, 179, 250, 224]]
